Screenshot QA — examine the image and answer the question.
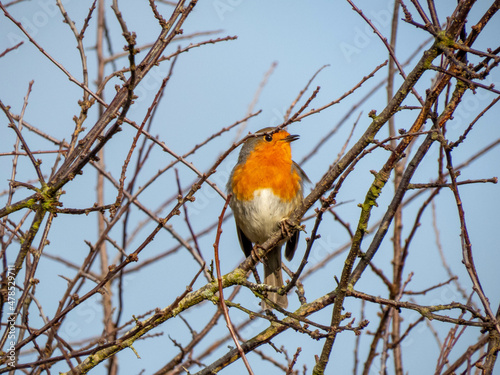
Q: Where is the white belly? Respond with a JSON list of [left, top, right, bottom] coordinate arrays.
[[231, 188, 297, 244]]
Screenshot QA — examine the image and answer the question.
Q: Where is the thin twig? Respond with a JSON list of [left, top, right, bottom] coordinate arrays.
[[213, 194, 254, 375]]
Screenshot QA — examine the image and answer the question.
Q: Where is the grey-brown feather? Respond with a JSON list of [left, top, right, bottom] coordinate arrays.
[[263, 245, 288, 309]]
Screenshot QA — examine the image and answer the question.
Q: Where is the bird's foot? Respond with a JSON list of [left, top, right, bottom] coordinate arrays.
[[279, 219, 306, 238]]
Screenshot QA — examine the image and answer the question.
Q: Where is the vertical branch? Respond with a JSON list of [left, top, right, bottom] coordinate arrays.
[[57, 0, 97, 153], [95, 2, 115, 375], [0, 209, 46, 349], [113, 73, 173, 337], [426, 0, 441, 27], [213, 195, 254, 375], [362, 309, 391, 375], [354, 75, 470, 374], [442, 144, 500, 335], [24, 213, 56, 375], [387, 2, 404, 373]]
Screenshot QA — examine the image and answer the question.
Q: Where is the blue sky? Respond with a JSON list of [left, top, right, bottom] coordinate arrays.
[[1, 1, 499, 374]]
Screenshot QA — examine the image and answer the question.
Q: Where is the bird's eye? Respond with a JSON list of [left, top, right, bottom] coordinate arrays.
[[264, 134, 273, 142]]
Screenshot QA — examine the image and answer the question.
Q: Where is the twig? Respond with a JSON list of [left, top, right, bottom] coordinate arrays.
[[346, 0, 424, 105], [442, 140, 500, 335], [408, 0, 433, 28], [429, 64, 500, 95], [115, 75, 170, 210], [0, 3, 107, 107], [284, 64, 329, 121], [346, 289, 486, 326], [0, 85, 45, 186], [175, 169, 206, 272], [449, 94, 500, 149], [293, 60, 388, 123], [234, 61, 277, 141], [407, 177, 498, 189], [426, 0, 441, 28], [0, 41, 23, 58], [404, 276, 457, 295], [53, 204, 117, 215], [213, 194, 254, 375], [285, 347, 302, 375]]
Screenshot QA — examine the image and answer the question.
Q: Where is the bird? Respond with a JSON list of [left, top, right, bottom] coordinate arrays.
[[227, 127, 308, 309]]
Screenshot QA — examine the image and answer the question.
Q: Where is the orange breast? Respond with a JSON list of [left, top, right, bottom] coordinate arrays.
[[231, 141, 301, 201]]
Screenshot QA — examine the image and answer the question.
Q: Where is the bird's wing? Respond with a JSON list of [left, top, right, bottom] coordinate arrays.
[[284, 229, 299, 261], [236, 225, 254, 258], [292, 161, 311, 186]]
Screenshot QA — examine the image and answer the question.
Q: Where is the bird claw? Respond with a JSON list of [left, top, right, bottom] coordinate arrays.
[[251, 244, 265, 262], [279, 219, 306, 238]]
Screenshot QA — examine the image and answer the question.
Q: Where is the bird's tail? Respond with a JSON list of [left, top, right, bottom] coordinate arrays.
[[263, 246, 288, 309]]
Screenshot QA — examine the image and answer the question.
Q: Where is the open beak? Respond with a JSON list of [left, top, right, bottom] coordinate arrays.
[[282, 134, 299, 143]]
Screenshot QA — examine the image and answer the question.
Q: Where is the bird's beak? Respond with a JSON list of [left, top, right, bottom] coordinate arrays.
[[282, 134, 299, 143]]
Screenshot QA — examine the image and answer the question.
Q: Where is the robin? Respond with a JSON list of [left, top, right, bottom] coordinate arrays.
[[227, 127, 309, 309]]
